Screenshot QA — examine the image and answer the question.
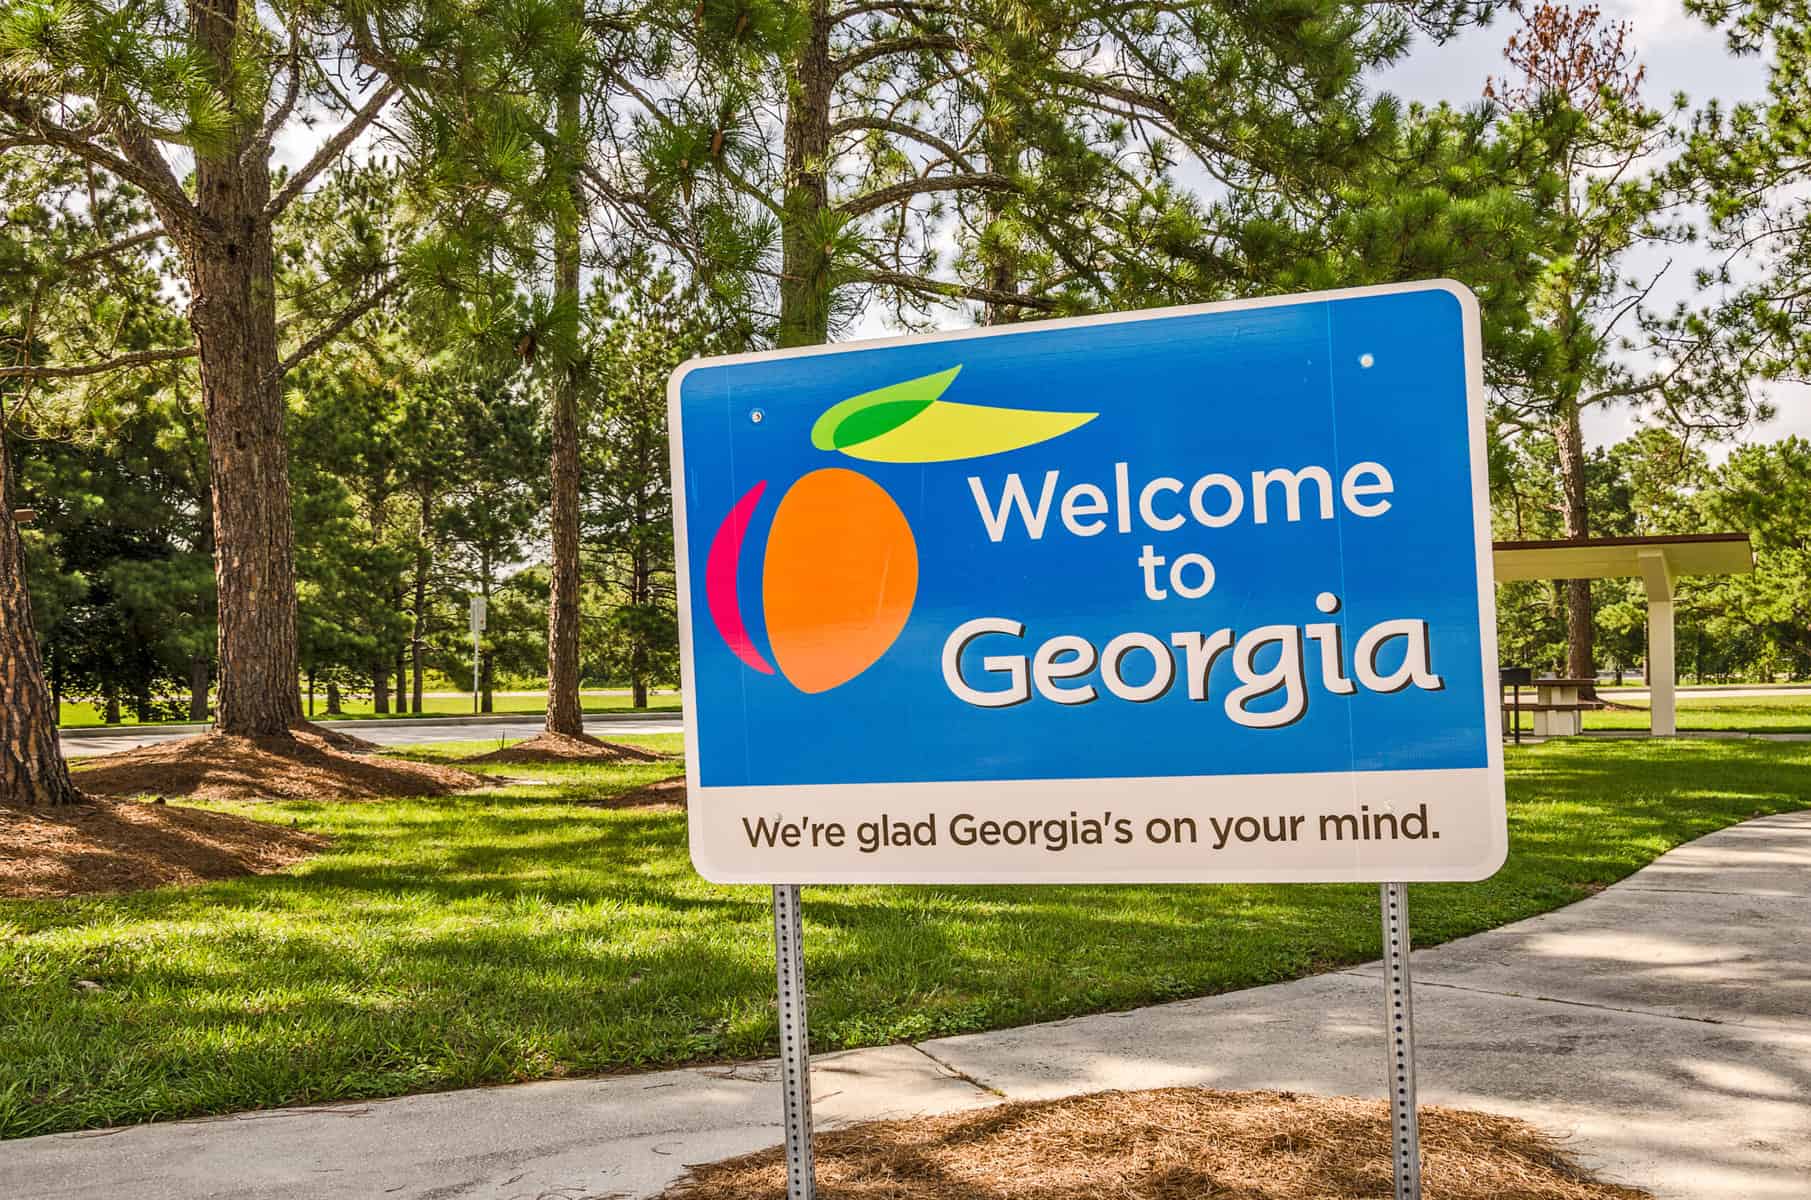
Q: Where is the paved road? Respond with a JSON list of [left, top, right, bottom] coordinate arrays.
[[60, 714, 684, 758], [8, 810, 1807, 1199]]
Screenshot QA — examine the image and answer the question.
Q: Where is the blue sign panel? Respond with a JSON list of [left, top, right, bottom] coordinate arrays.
[[670, 282, 1504, 884]]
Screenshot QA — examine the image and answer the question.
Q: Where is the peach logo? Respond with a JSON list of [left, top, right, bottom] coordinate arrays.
[[704, 366, 1096, 693]]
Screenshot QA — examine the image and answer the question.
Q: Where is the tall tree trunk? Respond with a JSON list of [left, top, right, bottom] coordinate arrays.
[[0, 420, 82, 809], [1553, 400, 1594, 685], [185, 0, 303, 738], [369, 487, 392, 715], [191, 478, 216, 724], [479, 551, 494, 714], [395, 650, 408, 713], [544, 76, 585, 738], [777, 0, 834, 349], [103, 683, 121, 726], [188, 653, 210, 721], [411, 500, 429, 716]]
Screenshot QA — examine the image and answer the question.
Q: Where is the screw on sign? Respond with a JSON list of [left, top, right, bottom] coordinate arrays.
[[667, 281, 1506, 1199]]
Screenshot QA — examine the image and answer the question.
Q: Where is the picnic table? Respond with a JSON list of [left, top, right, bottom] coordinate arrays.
[[1526, 677, 1599, 736]]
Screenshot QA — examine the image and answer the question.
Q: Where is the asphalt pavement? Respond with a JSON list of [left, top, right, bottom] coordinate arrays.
[[59, 713, 684, 758]]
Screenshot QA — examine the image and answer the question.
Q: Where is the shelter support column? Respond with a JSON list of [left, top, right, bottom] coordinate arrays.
[[1638, 549, 1676, 737]]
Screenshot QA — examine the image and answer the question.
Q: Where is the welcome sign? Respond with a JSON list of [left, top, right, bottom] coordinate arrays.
[[669, 281, 1505, 884]]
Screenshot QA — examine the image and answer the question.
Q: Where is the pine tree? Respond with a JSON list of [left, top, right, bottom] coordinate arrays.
[[1284, 98, 1557, 363], [354, 0, 605, 736], [0, 0, 405, 741], [581, 264, 711, 707], [26, 393, 216, 724], [1481, 2, 1769, 684], [0, 147, 184, 804], [603, 0, 1486, 341], [288, 344, 417, 717], [546, 50, 588, 736], [1705, 440, 1811, 679], [436, 373, 545, 713], [1686, 0, 1811, 384], [0, 402, 79, 807]]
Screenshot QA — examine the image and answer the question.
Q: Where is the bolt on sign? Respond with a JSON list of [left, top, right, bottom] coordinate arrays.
[[669, 281, 1506, 886]]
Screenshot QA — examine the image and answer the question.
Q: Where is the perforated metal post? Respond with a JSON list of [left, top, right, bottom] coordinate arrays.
[[772, 883, 816, 1199], [1381, 882, 1423, 1200]]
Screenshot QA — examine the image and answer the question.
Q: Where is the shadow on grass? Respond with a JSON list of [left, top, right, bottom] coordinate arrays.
[[1, 739, 1806, 1138]]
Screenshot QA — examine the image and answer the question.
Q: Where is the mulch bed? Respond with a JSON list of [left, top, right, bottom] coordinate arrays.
[[460, 730, 670, 766], [74, 725, 482, 802], [579, 773, 687, 810], [0, 797, 327, 899], [663, 1088, 1650, 1200]]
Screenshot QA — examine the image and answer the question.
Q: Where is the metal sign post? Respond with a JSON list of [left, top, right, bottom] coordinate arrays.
[[771, 884, 816, 1199], [469, 596, 487, 715], [1381, 882, 1422, 1200]]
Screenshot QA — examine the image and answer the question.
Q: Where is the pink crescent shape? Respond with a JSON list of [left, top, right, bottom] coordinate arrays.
[[705, 480, 776, 675]]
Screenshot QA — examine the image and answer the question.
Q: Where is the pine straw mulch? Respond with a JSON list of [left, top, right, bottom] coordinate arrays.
[[579, 773, 687, 810], [73, 724, 483, 803], [0, 796, 328, 899], [459, 730, 671, 766], [662, 1088, 1651, 1200]]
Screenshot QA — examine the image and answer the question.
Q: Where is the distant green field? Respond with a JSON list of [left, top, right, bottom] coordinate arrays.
[[1587, 694, 1811, 732], [1595, 680, 1811, 691], [58, 691, 680, 728], [1500, 692, 1811, 734]]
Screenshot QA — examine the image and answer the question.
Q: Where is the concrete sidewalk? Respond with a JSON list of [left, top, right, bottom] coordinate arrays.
[[9, 812, 1808, 1200]]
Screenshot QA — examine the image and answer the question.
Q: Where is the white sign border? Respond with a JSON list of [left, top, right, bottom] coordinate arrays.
[[667, 279, 1506, 885]]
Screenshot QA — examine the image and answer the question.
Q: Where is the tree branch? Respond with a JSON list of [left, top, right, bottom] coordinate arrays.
[[58, 228, 166, 272], [858, 263, 1058, 312], [832, 0, 956, 19], [264, 81, 400, 223], [841, 171, 1013, 219], [830, 34, 963, 78], [245, 25, 307, 167], [276, 274, 404, 375], [0, 346, 197, 380], [0, 92, 195, 226], [831, 116, 973, 172]]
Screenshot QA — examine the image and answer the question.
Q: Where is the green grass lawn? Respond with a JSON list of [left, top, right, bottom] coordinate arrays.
[[1584, 693, 1811, 732], [1596, 680, 1811, 690], [1497, 693, 1811, 733], [2, 737, 1806, 1139], [57, 690, 680, 727]]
